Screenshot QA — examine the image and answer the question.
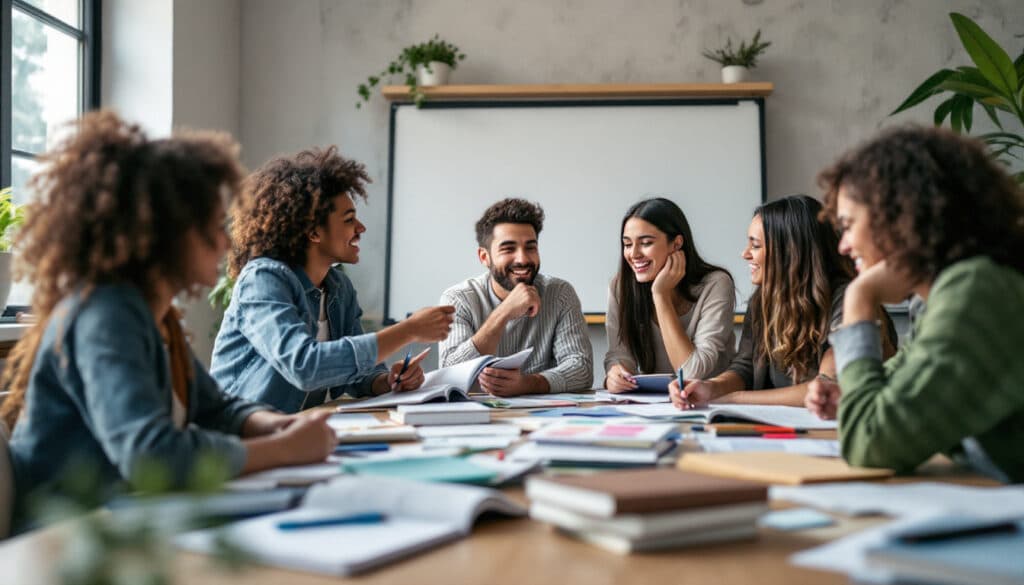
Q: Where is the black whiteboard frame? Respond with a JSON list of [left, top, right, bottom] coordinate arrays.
[[383, 97, 768, 324]]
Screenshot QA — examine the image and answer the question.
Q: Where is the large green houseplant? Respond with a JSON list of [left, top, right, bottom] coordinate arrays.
[[891, 13, 1024, 183], [357, 34, 466, 108]]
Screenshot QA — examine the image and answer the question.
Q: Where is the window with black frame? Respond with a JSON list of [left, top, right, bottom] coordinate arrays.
[[0, 0, 98, 310]]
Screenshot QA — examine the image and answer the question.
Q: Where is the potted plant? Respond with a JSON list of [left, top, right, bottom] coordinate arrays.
[[357, 34, 466, 108], [0, 187, 26, 308], [891, 12, 1024, 184], [702, 30, 771, 84]]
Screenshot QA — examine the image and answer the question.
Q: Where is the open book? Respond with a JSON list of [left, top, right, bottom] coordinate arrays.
[[176, 476, 525, 576], [614, 404, 838, 430], [337, 348, 533, 412]]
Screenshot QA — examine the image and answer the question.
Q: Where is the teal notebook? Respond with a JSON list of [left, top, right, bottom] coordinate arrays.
[[342, 456, 498, 485]]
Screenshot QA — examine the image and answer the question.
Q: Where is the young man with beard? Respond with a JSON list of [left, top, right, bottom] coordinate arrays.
[[439, 198, 593, 395]]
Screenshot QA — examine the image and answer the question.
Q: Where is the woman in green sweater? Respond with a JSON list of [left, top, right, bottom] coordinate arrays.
[[807, 126, 1024, 482]]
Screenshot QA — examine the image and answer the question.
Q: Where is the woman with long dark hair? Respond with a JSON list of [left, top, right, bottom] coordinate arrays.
[[670, 195, 894, 407], [604, 198, 736, 391]]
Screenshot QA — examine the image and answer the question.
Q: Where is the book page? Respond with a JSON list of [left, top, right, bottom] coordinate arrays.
[[708, 405, 838, 430], [336, 384, 459, 411], [422, 354, 492, 390]]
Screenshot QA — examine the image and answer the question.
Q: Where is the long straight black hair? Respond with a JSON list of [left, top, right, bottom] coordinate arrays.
[[616, 197, 732, 373]]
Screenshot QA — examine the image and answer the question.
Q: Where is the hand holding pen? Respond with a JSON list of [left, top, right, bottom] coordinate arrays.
[[389, 347, 431, 392]]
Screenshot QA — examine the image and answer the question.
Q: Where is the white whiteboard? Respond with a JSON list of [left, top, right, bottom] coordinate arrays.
[[385, 100, 764, 321]]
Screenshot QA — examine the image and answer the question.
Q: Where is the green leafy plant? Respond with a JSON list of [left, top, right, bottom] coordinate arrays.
[[357, 34, 466, 108], [0, 187, 27, 252], [702, 30, 771, 68], [891, 13, 1024, 183], [208, 272, 235, 311]]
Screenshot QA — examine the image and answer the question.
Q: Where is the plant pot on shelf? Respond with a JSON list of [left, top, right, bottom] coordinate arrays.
[[721, 65, 749, 84], [0, 252, 11, 311], [415, 61, 451, 86]]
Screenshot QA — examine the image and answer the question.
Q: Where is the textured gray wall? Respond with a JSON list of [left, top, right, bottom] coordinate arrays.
[[238, 0, 1022, 376]]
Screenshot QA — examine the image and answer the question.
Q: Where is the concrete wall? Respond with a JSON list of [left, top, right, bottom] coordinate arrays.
[[236, 0, 1021, 379], [102, 0, 241, 366]]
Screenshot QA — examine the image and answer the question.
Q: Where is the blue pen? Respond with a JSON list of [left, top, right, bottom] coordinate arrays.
[[677, 365, 689, 408], [277, 512, 387, 531], [392, 350, 413, 391]]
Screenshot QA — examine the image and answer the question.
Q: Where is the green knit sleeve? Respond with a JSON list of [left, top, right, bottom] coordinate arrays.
[[838, 258, 1024, 473]]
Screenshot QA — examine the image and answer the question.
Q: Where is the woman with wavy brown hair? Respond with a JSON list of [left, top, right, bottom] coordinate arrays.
[[2, 112, 336, 534], [670, 195, 895, 408], [210, 146, 454, 413], [806, 126, 1024, 482]]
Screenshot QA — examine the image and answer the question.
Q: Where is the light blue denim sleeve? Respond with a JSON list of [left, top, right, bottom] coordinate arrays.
[[191, 355, 271, 434], [340, 294, 388, 398], [74, 300, 250, 483], [235, 265, 380, 392]]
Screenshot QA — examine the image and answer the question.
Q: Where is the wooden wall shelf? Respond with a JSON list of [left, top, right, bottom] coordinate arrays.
[[382, 83, 773, 101]]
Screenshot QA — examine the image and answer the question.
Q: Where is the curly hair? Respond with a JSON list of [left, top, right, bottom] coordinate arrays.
[[749, 195, 854, 382], [474, 198, 545, 249], [1, 110, 242, 429], [820, 125, 1024, 282], [228, 146, 371, 278]]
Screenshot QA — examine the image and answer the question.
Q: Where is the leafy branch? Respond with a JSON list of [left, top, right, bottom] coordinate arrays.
[[702, 30, 771, 68], [891, 13, 1024, 183], [357, 34, 466, 108]]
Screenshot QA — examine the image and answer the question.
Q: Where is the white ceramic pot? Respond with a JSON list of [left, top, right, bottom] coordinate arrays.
[[415, 61, 452, 86], [0, 252, 11, 310], [721, 65, 749, 84]]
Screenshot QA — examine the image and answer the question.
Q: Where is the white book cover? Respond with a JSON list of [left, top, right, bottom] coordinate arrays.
[[391, 402, 491, 425], [530, 500, 768, 540], [176, 476, 525, 576]]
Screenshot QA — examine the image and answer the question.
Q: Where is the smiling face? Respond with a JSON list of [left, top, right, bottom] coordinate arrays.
[[312, 193, 365, 264], [479, 222, 540, 294], [621, 217, 682, 283], [836, 187, 884, 272], [742, 215, 766, 286]]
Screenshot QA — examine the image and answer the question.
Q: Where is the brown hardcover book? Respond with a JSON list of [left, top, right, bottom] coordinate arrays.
[[525, 469, 767, 518]]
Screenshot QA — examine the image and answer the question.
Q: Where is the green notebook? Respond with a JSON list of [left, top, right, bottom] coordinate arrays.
[[342, 456, 498, 485]]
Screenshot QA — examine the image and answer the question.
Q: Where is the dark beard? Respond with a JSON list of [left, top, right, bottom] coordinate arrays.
[[489, 261, 539, 291]]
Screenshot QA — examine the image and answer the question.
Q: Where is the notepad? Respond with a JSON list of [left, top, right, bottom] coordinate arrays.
[[615, 403, 838, 430], [176, 476, 525, 576], [678, 452, 894, 485], [390, 402, 491, 425], [342, 455, 499, 485]]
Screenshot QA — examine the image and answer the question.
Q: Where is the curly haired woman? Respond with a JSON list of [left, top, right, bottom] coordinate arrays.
[[210, 146, 454, 412], [670, 195, 896, 408], [2, 112, 336, 534], [807, 126, 1024, 482]]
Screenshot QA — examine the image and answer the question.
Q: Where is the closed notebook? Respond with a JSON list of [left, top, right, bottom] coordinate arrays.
[[176, 476, 525, 576], [529, 419, 677, 449], [390, 402, 491, 426], [865, 518, 1024, 585], [343, 455, 499, 485], [525, 469, 768, 517], [561, 523, 759, 555], [678, 452, 894, 485], [529, 500, 769, 540]]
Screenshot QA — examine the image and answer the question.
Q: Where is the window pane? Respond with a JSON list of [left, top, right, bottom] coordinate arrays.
[[20, 0, 80, 28], [12, 9, 81, 155], [10, 155, 40, 205]]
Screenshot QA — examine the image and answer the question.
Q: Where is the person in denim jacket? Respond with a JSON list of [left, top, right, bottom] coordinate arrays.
[[211, 147, 454, 412], [1, 112, 336, 534]]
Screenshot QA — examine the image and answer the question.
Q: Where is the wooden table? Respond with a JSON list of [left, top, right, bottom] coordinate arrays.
[[0, 399, 993, 584]]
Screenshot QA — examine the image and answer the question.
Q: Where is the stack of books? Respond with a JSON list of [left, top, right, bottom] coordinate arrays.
[[526, 469, 769, 553], [511, 419, 678, 466]]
